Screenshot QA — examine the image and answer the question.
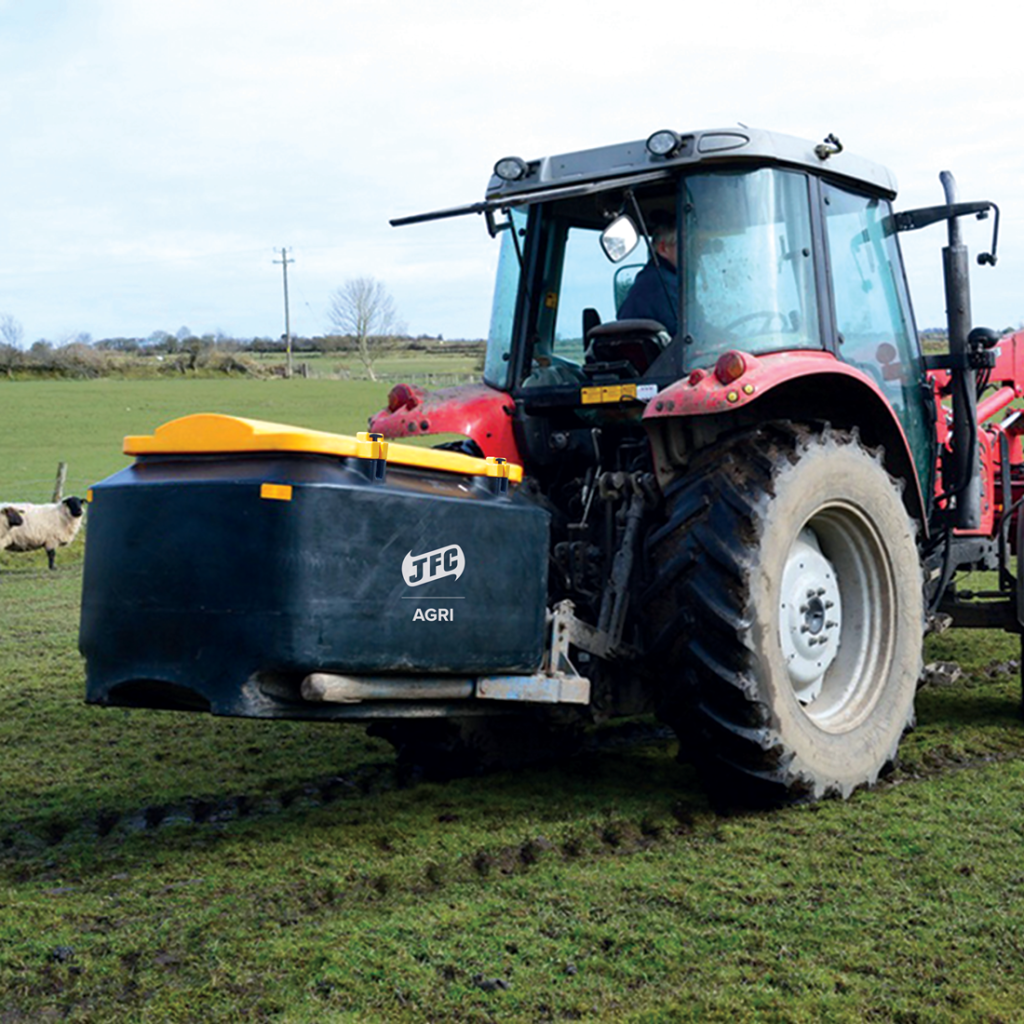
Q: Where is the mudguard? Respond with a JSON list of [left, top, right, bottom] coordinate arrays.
[[644, 350, 896, 419], [643, 349, 927, 526]]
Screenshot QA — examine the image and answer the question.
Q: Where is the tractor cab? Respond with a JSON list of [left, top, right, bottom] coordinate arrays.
[[377, 128, 1010, 526], [437, 130, 932, 490], [485, 163, 823, 394]]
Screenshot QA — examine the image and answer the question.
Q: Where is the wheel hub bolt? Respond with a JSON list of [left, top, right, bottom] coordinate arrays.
[[801, 595, 827, 635]]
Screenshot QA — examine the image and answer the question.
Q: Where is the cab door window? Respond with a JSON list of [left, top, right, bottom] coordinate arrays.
[[524, 217, 654, 387]]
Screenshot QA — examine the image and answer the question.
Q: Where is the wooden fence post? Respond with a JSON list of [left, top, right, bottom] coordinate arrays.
[[52, 462, 67, 502]]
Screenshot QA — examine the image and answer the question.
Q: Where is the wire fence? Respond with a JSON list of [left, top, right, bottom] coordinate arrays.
[[2, 463, 92, 503], [375, 372, 479, 388]]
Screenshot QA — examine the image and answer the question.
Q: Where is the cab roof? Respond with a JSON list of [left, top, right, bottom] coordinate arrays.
[[485, 128, 898, 201]]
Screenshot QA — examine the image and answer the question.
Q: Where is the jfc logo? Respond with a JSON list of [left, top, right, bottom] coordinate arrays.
[[402, 544, 465, 587]]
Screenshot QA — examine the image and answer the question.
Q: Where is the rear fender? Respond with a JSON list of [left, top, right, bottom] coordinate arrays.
[[369, 383, 522, 462], [643, 350, 928, 530]]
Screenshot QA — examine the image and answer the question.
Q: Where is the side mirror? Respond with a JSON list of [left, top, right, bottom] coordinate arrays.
[[600, 215, 640, 263], [968, 326, 1001, 350]]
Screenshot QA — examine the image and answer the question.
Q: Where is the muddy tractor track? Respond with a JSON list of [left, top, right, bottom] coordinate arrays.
[[4, 718, 1023, 875]]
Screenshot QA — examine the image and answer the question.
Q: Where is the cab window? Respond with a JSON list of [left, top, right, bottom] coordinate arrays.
[[822, 183, 933, 492], [483, 209, 527, 390], [682, 168, 821, 368], [552, 224, 622, 362], [520, 199, 676, 388]]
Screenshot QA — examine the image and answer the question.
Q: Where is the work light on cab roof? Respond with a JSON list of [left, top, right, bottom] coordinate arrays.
[[646, 129, 685, 157], [493, 156, 528, 182]]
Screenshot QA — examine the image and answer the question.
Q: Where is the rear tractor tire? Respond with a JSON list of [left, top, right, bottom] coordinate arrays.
[[646, 423, 923, 805]]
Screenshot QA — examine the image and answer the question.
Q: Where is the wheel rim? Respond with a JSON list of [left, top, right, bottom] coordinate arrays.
[[780, 527, 841, 704], [778, 504, 896, 732]]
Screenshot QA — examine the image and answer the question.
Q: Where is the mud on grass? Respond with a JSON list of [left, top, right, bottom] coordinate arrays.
[[4, 556, 1024, 1019], [6, 755, 1024, 1022]]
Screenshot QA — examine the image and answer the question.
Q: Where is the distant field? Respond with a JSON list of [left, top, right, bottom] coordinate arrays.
[[253, 349, 482, 381], [4, 377, 1024, 1021], [3, 376, 395, 501]]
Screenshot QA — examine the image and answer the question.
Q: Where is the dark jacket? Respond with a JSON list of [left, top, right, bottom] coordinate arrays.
[[617, 255, 678, 336]]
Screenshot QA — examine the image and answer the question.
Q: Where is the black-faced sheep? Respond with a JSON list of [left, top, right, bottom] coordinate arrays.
[[0, 506, 25, 547], [1, 496, 86, 569]]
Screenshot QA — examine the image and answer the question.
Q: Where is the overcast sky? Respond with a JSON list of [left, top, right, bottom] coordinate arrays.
[[2, 0, 1022, 344]]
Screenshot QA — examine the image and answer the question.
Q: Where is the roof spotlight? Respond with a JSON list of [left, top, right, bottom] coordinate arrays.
[[494, 156, 529, 182], [646, 129, 683, 158]]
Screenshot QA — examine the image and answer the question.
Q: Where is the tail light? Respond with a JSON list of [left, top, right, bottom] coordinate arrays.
[[387, 383, 421, 413], [714, 350, 748, 385]]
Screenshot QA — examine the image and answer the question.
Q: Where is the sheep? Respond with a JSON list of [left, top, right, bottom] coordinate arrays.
[[1, 496, 86, 569], [0, 506, 25, 548]]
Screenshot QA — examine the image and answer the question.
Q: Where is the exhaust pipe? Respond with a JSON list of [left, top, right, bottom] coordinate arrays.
[[940, 170, 981, 531]]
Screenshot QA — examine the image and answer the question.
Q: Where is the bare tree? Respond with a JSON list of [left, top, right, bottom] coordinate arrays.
[[0, 313, 24, 348], [0, 314, 23, 377], [327, 277, 403, 382]]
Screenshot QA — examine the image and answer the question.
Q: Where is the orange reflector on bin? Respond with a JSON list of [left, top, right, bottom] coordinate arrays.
[[260, 483, 293, 502]]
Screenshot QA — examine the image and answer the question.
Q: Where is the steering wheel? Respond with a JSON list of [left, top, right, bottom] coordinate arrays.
[[724, 311, 790, 337]]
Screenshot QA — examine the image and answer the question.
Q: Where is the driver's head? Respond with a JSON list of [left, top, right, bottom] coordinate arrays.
[[649, 210, 677, 267]]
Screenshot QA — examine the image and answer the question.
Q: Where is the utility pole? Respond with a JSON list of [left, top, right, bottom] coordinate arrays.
[[274, 247, 295, 378]]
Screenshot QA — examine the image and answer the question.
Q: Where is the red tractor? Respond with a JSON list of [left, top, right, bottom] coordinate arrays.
[[81, 128, 1019, 805]]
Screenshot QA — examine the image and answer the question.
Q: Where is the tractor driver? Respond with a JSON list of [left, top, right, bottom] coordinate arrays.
[[617, 210, 679, 336]]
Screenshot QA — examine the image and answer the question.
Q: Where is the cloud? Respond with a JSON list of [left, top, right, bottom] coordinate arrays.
[[1, 0, 1022, 341]]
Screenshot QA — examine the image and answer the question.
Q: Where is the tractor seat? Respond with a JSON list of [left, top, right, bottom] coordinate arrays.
[[585, 319, 670, 376]]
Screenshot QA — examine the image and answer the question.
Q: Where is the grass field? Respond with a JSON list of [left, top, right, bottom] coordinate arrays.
[[4, 376, 1024, 1021], [4, 377, 392, 502], [249, 349, 482, 387]]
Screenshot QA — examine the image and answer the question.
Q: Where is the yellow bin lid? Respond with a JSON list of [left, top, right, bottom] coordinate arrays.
[[124, 413, 523, 483]]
